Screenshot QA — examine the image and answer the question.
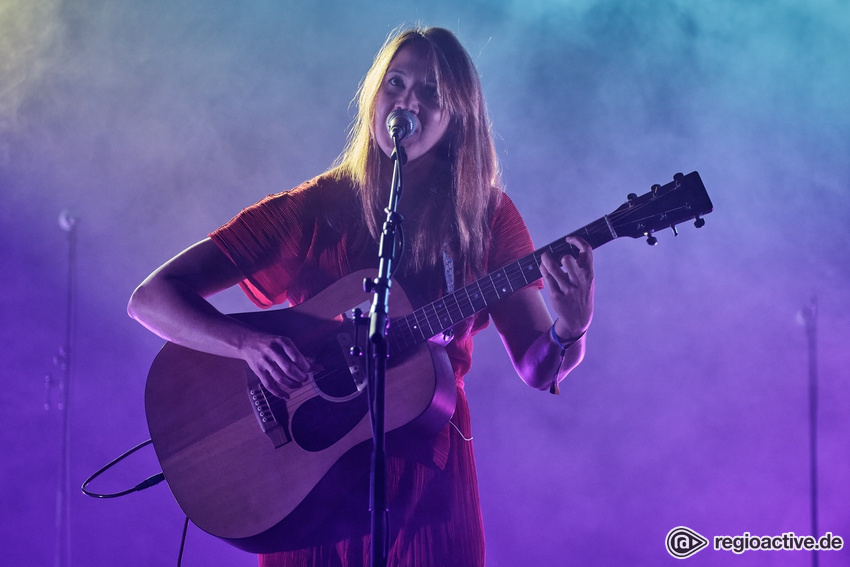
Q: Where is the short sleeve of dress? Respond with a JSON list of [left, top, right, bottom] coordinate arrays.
[[209, 182, 315, 308], [485, 193, 543, 290]]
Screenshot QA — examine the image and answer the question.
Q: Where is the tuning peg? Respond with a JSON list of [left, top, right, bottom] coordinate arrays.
[[673, 172, 684, 184], [694, 216, 706, 228], [651, 184, 661, 195], [627, 192, 638, 201], [671, 225, 679, 236], [645, 233, 658, 246]]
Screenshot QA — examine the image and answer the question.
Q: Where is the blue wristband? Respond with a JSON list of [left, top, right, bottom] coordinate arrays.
[[550, 323, 586, 351]]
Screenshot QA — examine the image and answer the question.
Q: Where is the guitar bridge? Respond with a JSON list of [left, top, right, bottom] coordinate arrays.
[[247, 372, 292, 448]]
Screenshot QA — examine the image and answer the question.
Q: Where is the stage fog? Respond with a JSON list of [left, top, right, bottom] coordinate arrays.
[[1, 1, 848, 565]]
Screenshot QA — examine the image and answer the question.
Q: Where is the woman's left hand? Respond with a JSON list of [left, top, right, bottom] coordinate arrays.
[[539, 236, 594, 340]]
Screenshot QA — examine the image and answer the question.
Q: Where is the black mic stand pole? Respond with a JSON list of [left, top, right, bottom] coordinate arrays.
[[364, 135, 406, 567]]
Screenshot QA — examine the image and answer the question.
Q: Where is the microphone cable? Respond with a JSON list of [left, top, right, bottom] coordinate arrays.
[[82, 439, 191, 566], [80, 438, 164, 498]]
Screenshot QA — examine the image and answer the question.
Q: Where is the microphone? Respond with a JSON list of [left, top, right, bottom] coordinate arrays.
[[385, 109, 418, 141]]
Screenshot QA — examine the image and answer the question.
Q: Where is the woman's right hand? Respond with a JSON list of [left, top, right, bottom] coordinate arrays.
[[238, 330, 313, 399]]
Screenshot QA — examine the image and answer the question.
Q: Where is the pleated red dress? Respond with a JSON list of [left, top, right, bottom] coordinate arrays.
[[210, 174, 539, 567]]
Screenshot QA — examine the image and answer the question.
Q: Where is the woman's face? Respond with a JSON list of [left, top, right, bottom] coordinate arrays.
[[373, 44, 451, 163]]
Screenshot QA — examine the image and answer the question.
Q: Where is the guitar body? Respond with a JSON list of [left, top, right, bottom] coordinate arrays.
[[144, 270, 457, 553]]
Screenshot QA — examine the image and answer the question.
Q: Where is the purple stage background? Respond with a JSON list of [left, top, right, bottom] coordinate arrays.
[[2, 1, 848, 565]]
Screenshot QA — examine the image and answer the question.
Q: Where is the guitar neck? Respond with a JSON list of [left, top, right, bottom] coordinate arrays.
[[387, 171, 714, 354], [387, 215, 616, 354]]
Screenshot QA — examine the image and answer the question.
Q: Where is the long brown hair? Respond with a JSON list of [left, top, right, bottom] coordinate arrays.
[[331, 26, 502, 282]]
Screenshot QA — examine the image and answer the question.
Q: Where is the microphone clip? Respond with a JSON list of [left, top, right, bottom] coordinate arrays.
[[391, 143, 407, 165]]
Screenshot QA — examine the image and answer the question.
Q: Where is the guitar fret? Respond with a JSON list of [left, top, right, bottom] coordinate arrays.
[[431, 299, 455, 331], [520, 256, 540, 283], [418, 309, 430, 333], [505, 261, 528, 291], [449, 290, 471, 322], [491, 270, 512, 298], [439, 296, 462, 331], [468, 281, 488, 312], [479, 275, 500, 304], [444, 293, 464, 323], [405, 314, 419, 344], [409, 310, 429, 342], [423, 304, 441, 337], [426, 303, 440, 333], [392, 315, 416, 350], [417, 305, 432, 337], [410, 312, 427, 342], [387, 318, 404, 350], [602, 214, 618, 239], [548, 241, 569, 257]]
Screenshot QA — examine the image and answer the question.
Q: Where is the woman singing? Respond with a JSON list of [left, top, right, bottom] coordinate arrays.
[[129, 25, 594, 567]]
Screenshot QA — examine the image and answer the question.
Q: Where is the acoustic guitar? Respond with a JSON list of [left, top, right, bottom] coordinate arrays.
[[145, 171, 713, 552]]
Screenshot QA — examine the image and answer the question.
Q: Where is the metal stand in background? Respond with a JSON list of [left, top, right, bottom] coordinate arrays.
[[47, 210, 78, 567], [801, 295, 819, 567]]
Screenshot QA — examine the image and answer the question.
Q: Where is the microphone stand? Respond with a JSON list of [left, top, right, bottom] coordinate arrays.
[[364, 134, 407, 567]]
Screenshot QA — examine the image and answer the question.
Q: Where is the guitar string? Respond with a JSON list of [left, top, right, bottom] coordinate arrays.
[[256, 192, 697, 416], [387, 189, 697, 349], [388, 197, 696, 351], [260, 352, 357, 413]]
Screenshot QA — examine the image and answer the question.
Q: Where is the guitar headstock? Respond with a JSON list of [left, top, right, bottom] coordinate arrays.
[[605, 171, 714, 245]]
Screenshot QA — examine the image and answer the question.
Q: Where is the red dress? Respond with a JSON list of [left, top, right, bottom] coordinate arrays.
[[210, 174, 539, 567]]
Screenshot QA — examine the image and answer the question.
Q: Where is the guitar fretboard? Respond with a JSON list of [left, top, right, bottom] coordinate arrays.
[[384, 171, 713, 354], [387, 215, 616, 354]]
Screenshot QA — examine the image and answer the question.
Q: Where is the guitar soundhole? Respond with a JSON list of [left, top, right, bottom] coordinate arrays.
[[290, 337, 369, 452], [313, 335, 363, 398], [315, 349, 359, 398], [291, 395, 368, 452]]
